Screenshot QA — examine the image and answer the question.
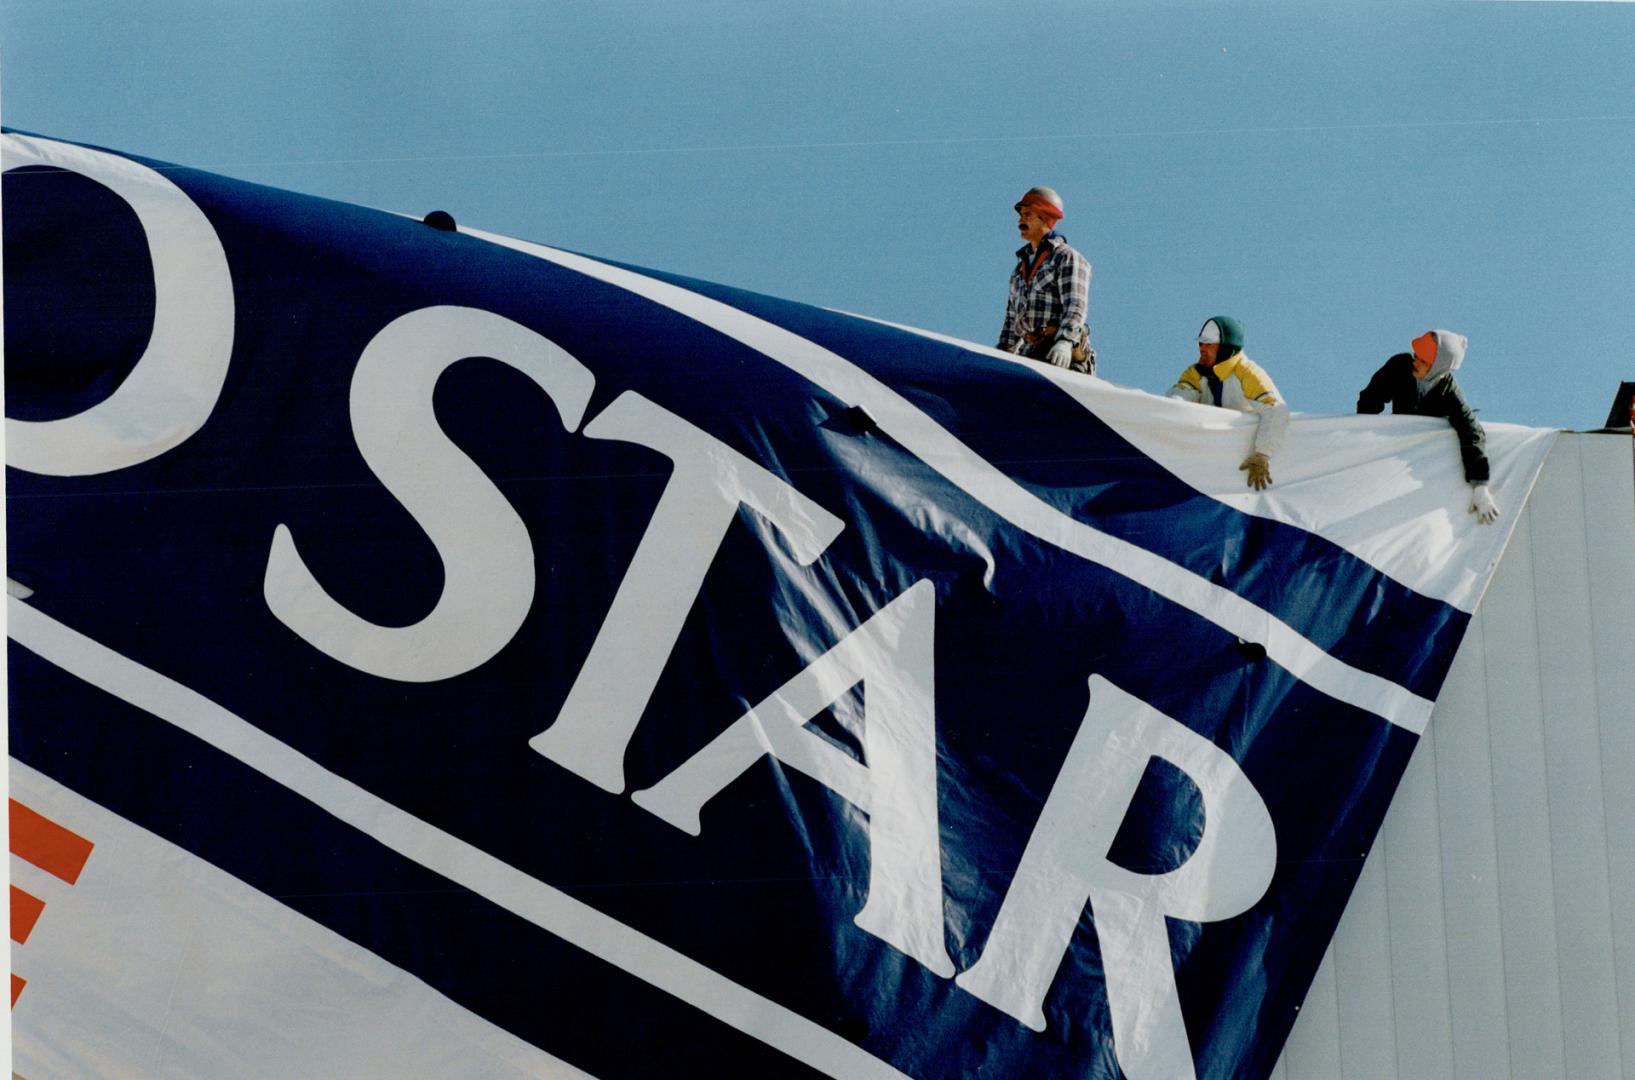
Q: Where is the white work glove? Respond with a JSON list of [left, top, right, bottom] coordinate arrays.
[[1045, 339, 1073, 368], [1469, 483, 1499, 525]]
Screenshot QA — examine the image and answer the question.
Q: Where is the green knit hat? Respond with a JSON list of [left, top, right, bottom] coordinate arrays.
[[1197, 316, 1244, 352]]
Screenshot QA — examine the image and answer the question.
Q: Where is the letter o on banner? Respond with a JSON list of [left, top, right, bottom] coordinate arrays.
[[3, 133, 234, 476]]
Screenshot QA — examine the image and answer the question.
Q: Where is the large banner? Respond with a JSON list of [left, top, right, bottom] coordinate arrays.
[[4, 131, 1555, 1079]]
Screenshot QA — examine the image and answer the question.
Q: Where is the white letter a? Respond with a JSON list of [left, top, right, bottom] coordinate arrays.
[[632, 580, 954, 978]]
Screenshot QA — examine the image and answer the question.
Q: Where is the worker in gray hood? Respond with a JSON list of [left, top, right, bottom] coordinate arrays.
[[1357, 329, 1498, 524]]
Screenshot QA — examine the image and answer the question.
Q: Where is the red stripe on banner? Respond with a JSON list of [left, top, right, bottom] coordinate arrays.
[[11, 974, 25, 1007], [11, 887, 46, 944], [9, 800, 94, 884]]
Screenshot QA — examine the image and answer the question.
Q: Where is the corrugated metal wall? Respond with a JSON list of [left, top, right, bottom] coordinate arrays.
[[1272, 433, 1635, 1079]]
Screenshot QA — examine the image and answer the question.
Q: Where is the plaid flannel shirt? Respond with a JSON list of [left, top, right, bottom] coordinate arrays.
[[996, 233, 1091, 356]]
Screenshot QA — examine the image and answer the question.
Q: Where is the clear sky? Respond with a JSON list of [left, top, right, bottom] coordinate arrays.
[[4, 0, 1632, 430]]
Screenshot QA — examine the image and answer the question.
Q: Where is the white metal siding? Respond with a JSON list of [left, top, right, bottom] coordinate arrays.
[[1275, 434, 1635, 1079]]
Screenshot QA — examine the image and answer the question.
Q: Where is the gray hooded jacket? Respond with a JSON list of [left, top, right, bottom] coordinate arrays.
[[1356, 329, 1489, 483]]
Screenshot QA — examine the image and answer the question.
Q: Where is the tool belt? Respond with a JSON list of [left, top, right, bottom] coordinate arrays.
[[1021, 324, 1094, 370]]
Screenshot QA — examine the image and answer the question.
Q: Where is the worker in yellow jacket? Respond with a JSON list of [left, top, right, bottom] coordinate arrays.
[[1166, 316, 1288, 490]]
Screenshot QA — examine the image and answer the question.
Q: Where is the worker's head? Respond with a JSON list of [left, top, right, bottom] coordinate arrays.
[[1014, 186, 1064, 246], [1413, 329, 1468, 384], [1197, 317, 1244, 368]]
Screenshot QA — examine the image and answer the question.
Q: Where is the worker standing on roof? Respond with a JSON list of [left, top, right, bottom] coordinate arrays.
[[1167, 317, 1288, 491], [1357, 330, 1498, 524], [996, 186, 1094, 375]]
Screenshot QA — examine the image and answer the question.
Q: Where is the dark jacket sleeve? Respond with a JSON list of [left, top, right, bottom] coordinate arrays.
[[1356, 355, 1405, 414], [1433, 378, 1490, 484]]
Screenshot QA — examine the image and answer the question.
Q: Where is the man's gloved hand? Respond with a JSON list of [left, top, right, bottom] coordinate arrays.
[[1239, 452, 1273, 491], [1469, 483, 1500, 525], [1045, 339, 1073, 368]]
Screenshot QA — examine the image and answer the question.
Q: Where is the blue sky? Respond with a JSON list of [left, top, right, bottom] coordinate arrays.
[[4, 0, 1632, 430]]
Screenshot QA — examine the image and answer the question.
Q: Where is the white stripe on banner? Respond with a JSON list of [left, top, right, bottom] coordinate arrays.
[[467, 229, 1434, 735], [6, 596, 911, 1080]]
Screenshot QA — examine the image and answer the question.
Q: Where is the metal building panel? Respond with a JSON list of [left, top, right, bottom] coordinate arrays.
[[1429, 623, 1512, 1080], [1580, 436, 1635, 1079], [1332, 844, 1401, 1078], [1526, 440, 1624, 1078], [1478, 502, 1571, 1078], [1381, 731, 1457, 1079]]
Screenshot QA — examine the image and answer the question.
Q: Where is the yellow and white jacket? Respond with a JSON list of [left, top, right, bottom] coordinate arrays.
[[1166, 352, 1289, 457]]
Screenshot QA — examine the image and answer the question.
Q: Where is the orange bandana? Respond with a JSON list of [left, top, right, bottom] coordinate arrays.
[[1411, 331, 1438, 368]]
